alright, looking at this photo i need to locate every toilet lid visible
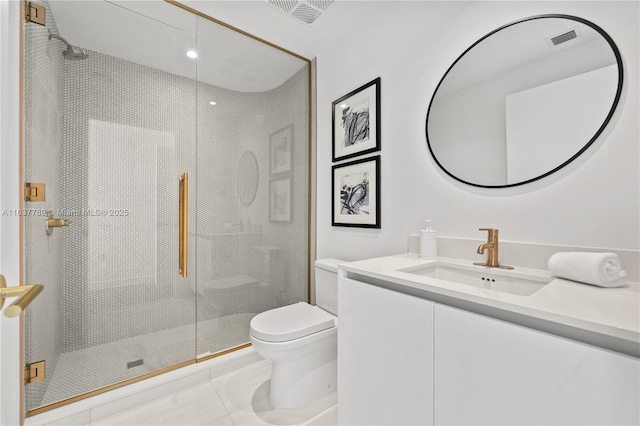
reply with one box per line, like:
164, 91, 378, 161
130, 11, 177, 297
250, 302, 335, 343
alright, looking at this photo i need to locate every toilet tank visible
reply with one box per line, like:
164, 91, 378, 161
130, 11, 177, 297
315, 258, 345, 315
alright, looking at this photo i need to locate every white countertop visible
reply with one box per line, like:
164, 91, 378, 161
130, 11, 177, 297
339, 254, 640, 351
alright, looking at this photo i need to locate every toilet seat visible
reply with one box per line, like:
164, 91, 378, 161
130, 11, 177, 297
250, 302, 335, 343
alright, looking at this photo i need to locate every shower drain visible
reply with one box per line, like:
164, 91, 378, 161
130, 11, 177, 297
127, 358, 144, 369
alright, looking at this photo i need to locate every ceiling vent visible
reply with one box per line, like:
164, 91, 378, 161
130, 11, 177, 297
551, 30, 577, 46
264, 0, 335, 25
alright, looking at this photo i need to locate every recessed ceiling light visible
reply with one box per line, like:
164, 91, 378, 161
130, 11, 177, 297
209, 101, 217, 106
340, 104, 348, 108
186, 50, 198, 59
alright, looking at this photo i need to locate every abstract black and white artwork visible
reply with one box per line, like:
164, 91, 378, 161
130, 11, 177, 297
332, 155, 380, 228
332, 78, 381, 162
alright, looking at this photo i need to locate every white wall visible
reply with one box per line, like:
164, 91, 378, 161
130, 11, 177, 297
317, 1, 639, 261
0, 0, 24, 424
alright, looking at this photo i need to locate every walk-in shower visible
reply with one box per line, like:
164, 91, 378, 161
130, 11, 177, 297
22, 0, 312, 416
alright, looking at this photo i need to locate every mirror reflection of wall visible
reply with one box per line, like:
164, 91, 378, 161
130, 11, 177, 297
238, 151, 259, 206
427, 15, 622, 188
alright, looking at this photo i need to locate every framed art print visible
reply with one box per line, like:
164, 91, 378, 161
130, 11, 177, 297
332, 77, 381, 162
269, 125, 293, 175
269, 176, 292, 223
332, 155, 380, 228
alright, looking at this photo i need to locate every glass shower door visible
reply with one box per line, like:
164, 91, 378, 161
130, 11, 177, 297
23, 1, 198, 413
194, 15, 311, 358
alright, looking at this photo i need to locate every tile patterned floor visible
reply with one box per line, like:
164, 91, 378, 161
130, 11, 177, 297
86, 360, 337, 426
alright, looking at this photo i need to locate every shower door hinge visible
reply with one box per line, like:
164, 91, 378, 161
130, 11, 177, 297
25, 182, 45, 202
25, 2, 46, 26
24, 360, 46, 384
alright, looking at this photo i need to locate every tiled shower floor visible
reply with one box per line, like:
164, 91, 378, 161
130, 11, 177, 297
39, 313, 255, 407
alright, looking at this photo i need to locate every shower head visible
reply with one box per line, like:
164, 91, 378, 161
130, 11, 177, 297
48, 30, 89, 60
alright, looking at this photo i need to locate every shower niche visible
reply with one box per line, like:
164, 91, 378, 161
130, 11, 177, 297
22, 0, 311, 415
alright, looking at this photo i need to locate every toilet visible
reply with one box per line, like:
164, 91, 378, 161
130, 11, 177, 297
249, 258, 344, 409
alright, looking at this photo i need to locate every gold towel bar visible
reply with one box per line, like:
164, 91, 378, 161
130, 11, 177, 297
0, 275, 43, 317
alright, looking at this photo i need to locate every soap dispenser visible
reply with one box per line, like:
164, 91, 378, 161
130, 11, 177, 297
419, 220, 437, 260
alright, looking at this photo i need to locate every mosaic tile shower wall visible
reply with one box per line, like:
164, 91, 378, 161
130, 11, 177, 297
59, 50, 308, 355
59, 49, 198, 354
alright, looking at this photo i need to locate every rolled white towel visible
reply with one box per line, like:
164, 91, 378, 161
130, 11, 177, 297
548, 252, 627, 288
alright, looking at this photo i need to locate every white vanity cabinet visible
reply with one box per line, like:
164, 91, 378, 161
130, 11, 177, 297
338, 277, 435, 425
338, 275, 640, 425
434, 304, 640, 425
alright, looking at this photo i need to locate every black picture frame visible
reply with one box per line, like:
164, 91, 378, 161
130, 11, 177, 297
332, 78, 381, 162
332, 155, 380, 228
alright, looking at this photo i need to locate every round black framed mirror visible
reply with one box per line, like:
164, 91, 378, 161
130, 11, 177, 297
426, 14, 623, 188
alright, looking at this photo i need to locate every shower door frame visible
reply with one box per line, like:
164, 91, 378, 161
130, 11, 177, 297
17, 0, 314, 418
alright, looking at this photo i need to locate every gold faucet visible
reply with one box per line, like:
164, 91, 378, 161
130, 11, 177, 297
474, 228, 513, 269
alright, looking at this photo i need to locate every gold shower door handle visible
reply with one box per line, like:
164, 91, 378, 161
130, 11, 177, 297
0, 275, 43, 317
179, 173, 188, 277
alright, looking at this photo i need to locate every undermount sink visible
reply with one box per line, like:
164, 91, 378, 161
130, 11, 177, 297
398, 261, 551, 296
